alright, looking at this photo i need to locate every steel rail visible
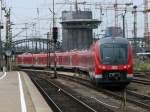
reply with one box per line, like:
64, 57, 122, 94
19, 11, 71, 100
46, 79, 98, 112
29, 72, 98, 112
132, 77, 150, 85
24, 69, 150, 110
30, 76, 63, 112
52, 72, 150, 110
127, 90, 150, 100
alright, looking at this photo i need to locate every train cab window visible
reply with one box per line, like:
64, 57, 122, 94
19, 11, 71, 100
100, 44, 128, 65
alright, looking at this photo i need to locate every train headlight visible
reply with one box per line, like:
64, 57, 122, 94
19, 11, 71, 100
102, 66, 106, 69
123, 66, 127, 69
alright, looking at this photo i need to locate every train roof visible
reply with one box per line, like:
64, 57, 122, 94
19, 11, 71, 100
99, 37, 129, 45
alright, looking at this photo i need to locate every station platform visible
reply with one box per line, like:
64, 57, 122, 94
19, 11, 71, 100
0, 71, 53, 112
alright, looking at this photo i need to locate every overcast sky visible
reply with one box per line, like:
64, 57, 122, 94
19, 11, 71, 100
2, 0, 147, 41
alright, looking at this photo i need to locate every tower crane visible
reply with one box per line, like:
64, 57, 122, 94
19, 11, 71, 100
144, 0, 149, 48
56, 0, 87, 12
57, 0, 133, 27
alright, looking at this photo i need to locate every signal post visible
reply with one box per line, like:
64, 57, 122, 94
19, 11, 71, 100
53, 27, 58, 78
52, 0, 57, 78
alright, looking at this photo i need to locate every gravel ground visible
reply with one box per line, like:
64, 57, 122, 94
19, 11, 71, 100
128, 82, 150, 96
55, 78, 149, 112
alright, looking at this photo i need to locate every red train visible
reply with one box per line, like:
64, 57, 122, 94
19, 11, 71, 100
16, 37, 133, 87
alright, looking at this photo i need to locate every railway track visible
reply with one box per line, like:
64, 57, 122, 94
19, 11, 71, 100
132, 77, 150, 85
27, 71, 114, 112
133, 71, 150, 85
56, 72, 150, 110
134, 70, 150, 75
23, 69, 150, 110
126, 90, 150, 104
134, 71, 150, 79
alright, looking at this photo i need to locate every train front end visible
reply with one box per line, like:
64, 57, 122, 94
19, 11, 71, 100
94, 37, 133, 86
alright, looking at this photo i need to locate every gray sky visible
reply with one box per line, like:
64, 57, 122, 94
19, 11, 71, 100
2, 0, 146, 41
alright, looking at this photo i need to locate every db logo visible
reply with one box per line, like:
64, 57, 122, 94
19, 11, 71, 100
112, 66, 118, 69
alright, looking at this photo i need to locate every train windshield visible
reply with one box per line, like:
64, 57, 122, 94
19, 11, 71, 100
100, 44, 128, 65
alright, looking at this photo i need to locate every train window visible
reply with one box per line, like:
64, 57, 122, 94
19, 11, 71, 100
100, 44, 128, 65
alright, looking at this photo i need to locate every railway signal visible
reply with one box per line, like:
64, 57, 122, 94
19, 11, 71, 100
52, 26, 58, 78
53, 27, 58, 43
